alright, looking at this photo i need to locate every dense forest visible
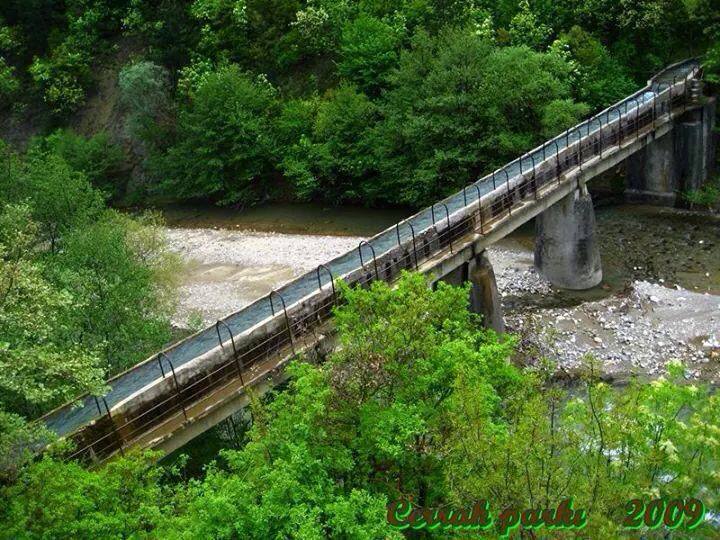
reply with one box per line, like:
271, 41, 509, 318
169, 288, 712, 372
1, 0, 720, 538
1, 0, 718, 208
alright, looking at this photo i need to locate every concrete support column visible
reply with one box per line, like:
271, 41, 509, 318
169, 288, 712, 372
534, 184, 602, 290
468, 251, 505, 333
626, 130, 678, 205
627, 98, 716, 205
675, 98, 716, 192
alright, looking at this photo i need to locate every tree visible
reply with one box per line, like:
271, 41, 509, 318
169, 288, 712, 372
119, 61, 174, 149
0, 204, 105, 418
34, 130, 125, 198
0, 143, 105, 252
445, 359, 720, 537
0, 58, 18, 110
51, 211, 178, 373
0, 408, 52, 485
278, 85, 378, 203
374, 28, 583, 206
338, 14, 402, 95
552, 25, 636, 110
161, 65, 278, 205
541, 98, 591, 138
0, 452, 168, 538
508, 0, 553, 50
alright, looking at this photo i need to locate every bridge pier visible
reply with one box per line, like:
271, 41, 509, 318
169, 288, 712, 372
627, 98, 716, 205
534, 184, 602, 290
468, 251, 505, 333
436, 250, 504, 333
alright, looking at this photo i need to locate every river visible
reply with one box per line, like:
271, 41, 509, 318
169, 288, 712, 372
161, 202, 719, 384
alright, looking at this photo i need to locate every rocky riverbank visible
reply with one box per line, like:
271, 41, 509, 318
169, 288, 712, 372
488, 243, 720, 383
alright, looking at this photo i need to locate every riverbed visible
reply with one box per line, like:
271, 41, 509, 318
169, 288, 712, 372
162, 203, 719, 382
162, 204, 407, 326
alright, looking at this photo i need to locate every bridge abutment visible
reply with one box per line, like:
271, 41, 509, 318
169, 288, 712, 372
627, 98, 716, 205
534, 184, 603, 290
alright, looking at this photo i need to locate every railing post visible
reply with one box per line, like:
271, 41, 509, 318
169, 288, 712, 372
102, 397, 124, 457
407, 222, 419, 269
316, 264, 337, 303
158, 352, 188, 422
269, 290, 295, 355
216, 320, 244, 385
502, 169, 511, 216
358, 240, 379, 280
529, 154, 537, 199
431, 203, 453, 253
471, 184, 484, 234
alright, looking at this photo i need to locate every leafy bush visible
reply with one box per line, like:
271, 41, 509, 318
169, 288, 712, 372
279, 85, 378, 203
51, 211, 178, 373
373, 28, 584, 206
337, 14, 403, 94
552, 25, 636, 110
35, 130, 125, 197
0, 58, 19, 109
0, 203, 105, 418
0, 147, 104, 251
161, 65, 278, 205
119, 61, 173, 148
0, 141, 178, 405
28, 40, 93, 115
683, 180, 720, 210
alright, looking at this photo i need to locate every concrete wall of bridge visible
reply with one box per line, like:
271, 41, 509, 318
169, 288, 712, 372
627, 98, 716, 205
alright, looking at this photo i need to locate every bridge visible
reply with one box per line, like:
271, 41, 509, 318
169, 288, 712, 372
40, 59, 714, 463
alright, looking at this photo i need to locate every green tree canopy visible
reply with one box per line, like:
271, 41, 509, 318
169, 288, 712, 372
162, 65, 278, 206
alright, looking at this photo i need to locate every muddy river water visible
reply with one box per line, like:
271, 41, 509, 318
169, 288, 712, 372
161, 202, 719, 383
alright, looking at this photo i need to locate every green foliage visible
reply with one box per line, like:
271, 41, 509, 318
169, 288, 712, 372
0, 408, 52, 485
0, 203, 105, 418
0, 57, 18, 109
374, 28, 582, 206
160, 362, 398, 539
541, 98, 591, 138
119, 60, 173, 148
338, 14, 402, 94
0, 146, 104, 251
0, 139, 177, 406
445, 359, 720, 536
162, 65, 278, 205
280, 85, 377, 203
50, 211, 178, 373
552, 25, 637, 110
0, 452, 169, 538
34, 130, 125, 197
682, 179, 720, 210
508, 0, 553, 50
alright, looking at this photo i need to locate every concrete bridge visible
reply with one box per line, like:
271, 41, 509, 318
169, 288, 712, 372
41, 59, 714, 463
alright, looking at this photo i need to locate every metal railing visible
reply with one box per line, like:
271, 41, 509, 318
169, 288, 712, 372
42, 60, 700, 464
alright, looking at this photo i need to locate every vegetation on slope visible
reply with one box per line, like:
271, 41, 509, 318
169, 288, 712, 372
0, 139, 178, 483
2, 274, 718, 538
1, 1, 718, 207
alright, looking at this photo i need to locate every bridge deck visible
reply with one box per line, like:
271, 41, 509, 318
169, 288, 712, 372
40, 59, 701, 462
